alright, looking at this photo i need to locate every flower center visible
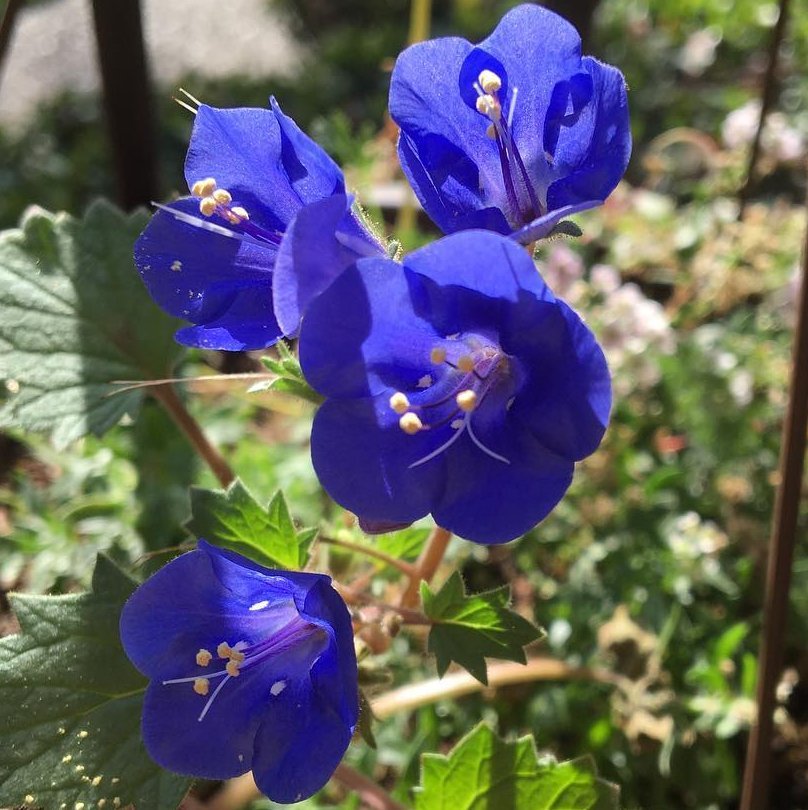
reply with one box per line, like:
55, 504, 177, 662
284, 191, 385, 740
470, 70, 543, 227
389, 338, 513, 468
178, 175, 285, 247
162, 609, 327, 722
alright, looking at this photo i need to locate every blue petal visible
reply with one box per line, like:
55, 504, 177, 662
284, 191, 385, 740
184, 102, 344, 232
403, 230, 555, 335
273, 194, 383, 336
140, 670, 263, 780
511, 199, 601, 244
299, 257, 441, 400
270, 97, 346, 204
250, 577, 356, 802
432, 426, 574, 544
390, 36, 508, 233
545, 57, 631, 211
134, 199, 282, 350
505, 298, 612, 461
251, 677, 352, 803
311, 397, 445, 524
473, 4, 583, 170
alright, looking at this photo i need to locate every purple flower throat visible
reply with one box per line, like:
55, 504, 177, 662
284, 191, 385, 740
390, 334, 519, 468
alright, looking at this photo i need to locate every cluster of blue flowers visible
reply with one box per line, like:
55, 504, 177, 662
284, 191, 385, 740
123, 5, 630, 803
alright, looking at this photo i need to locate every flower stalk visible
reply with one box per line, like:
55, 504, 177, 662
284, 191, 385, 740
150, 384, 235, 488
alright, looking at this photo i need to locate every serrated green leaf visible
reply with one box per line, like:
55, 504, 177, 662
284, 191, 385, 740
416, 724, 619, 810
0, 202, 184, 448
186, 479, 314, 569
421, 572, 542, 684
0, 555, 190, 810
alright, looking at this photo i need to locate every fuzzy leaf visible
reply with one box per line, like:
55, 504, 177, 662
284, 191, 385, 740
421, 572, 542, 684
186, 479, 315, 570
416, 723, 619, 810
0, 202, 184, 448
0, 556, 190, 810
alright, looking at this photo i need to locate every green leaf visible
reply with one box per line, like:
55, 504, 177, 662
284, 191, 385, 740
258, 342, 323, 404
0, 555, 190, 810
186, 479, 315, 569
374, 527, 430, 562
421, 572, 542, 684
0, 202, 184, 448
416, 723, 619, 810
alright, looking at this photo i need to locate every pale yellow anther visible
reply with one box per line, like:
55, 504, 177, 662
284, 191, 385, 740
230, 205, 249, 220
475, 94, 501, 121
193, 678, 210, 696
457, 355, 475, 373
229, 649, 246, 664
478, 70, 502, 94
191, 177, 217, 198
486, 123, 497, 140
226, 660, 242, 677
456, 389, 478, 412
212, 188, 232, 205
217, 642, 232, 659
195, 648, 212, 667
224, 211, 242, 225
399, 412, 424, 435
430, 347, 447, 365
199, 196, 217, 217
389, 392, 410, 414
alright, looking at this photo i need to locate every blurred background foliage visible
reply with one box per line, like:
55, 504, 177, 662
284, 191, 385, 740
0, 0, 807, 808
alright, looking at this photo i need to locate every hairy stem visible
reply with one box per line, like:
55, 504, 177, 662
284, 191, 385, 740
371, 657, 622, 720
400, 525, 452, 607
150, 384, 235, 488
320, 535, 418, 577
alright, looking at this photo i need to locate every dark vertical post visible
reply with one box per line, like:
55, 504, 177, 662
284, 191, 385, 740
739, 194, 808, 810
737, 0, 791, 220
90, 0, 157, 209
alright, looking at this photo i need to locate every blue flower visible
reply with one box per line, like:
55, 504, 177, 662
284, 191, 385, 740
389, 4, 631, 245
299, 230, 611, 544
134, 98, 383, 350
120, 541, 358, 804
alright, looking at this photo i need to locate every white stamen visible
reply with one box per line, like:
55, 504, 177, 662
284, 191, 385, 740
249, 600, 270, 611
466, 419, 510, 465
508, 86, 518, 129
198, 675, 231, 722
409, 420, 468, 469
151, 203, 269, 247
